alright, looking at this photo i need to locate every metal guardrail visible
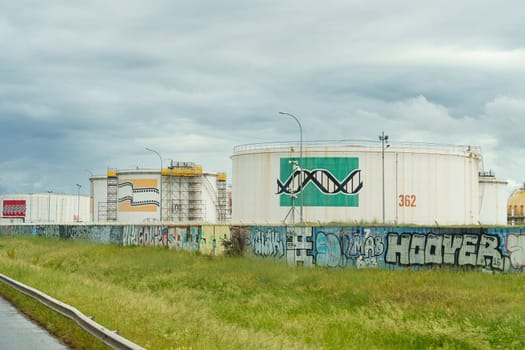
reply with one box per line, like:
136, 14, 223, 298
233, 139, 481, 154
0, 274, 145, 350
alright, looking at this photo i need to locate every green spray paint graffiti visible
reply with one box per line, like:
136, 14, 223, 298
277, 157, 362, 207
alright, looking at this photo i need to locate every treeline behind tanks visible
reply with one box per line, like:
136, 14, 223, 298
1, 224, 524, 273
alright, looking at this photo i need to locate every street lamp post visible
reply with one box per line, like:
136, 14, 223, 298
379, 132, 389, 224
28, 193, 33, 223
146, 147, 163, 222
83, 169, 94, 222
279, 112, 304, 225
47, 190, 52, 222
76, 184, 81, 222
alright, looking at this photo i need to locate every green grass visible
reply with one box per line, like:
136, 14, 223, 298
0, 236, 524, 349
0, 282, 110, 350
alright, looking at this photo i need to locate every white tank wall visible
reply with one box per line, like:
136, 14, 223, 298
1, 193, 90, 223
479, 177, 509, 225
90, 169, 221, 223
116, 170, 161, 223
91, 176, 108, 222
202, 173, 218, 223
391, 148, 480, 225
232, 143, 484, 226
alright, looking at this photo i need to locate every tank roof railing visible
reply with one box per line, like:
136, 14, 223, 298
479, 170, 496, 178
233, 140, 481, 154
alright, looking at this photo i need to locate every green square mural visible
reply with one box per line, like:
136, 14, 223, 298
277, 157, 362, 207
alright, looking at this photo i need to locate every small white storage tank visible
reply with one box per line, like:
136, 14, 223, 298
0, 193, 90, 223
478, 171, 508, 225
231, 140, 505, 226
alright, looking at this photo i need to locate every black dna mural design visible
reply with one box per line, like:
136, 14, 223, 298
118, 182, 160, 207
277, 168, 363, 195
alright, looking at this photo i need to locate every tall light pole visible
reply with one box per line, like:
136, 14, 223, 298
379, 132, 389, 224
29, 193, 33, 223
146, 147, 163, 222
83, 169, 94, 222
47, 190, 52, 222
76, 184, 82, 222
279, 112, 304, 224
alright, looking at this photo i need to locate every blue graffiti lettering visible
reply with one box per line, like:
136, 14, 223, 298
249, 228, 285, 258
316, 232, 342, 267
341, 228, 384, 259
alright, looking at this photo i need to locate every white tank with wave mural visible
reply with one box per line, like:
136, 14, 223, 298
90, 165, 229, 224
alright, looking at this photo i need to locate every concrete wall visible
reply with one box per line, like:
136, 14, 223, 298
1, 224, 524, 273
238, 226, 525, 272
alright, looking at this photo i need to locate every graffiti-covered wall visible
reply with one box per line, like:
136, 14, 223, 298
0, 224, 203, 251
1, 224, 525, 273
239, 226, 525, 273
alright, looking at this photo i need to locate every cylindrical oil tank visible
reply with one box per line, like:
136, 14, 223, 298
90, 167, 227, 223
507, 183, 525, 225
0, 193, 90, 223
478, 171, 508, 225
91, 175, 108, 222
113, 169, 161, 223
91, 169, 167, 223
231, 140, 482, 226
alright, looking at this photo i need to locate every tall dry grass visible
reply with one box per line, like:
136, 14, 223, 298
0, 236, 524, 349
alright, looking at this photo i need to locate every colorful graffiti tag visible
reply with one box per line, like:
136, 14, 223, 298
285, 227, 314, 266
506, 234, 525, 269
385, 232, 504, 269
247, 226, 286, 258
122, 225, 201, 250
313, 227, 384, 268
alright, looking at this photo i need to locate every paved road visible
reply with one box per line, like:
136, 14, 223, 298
0, 296, 69, 349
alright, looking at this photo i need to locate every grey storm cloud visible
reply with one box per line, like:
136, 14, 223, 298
1, 0, 525, 194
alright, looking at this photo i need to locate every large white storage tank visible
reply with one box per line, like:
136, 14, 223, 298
231, 140, 493, 226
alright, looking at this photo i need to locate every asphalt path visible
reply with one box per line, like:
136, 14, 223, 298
0, 296, 68, 349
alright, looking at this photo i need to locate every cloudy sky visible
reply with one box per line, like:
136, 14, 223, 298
1, 1, 525, 196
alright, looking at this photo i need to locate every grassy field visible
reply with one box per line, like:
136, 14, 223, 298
0, 236, 524, 350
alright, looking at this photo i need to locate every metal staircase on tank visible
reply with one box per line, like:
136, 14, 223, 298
188, 175, 204, 221
106, 169, 118, 221
97, 202, 107, 221
216, 173, 229, 221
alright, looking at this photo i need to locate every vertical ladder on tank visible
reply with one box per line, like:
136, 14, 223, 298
188, 174, 204, 221
97, 202, 107, 221
160, 170, 165, 223
106, 170, 118, 221
216, 173, 229, 221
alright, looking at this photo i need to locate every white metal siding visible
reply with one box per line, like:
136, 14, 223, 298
92, 177, 108, 222
1, 193, 90, 223
90, 169, 221, 223
232, 143, 486, 226
479, 178, 509, 225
